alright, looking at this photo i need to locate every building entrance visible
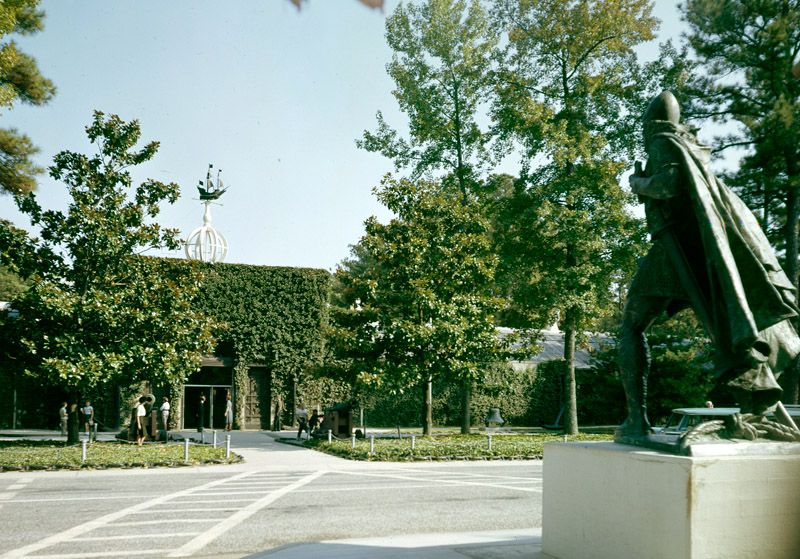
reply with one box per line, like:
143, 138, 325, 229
183, 385, 231, 430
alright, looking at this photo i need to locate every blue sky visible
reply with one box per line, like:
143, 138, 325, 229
0, 0, 687, 271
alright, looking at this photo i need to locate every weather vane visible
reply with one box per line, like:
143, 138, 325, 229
185, 163, 229, 263
197, 163, 228, 200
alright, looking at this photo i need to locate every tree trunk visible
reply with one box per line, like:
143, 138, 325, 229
563, 315, 579, 435
67, 406, 80, 444
422, 376, 433, 435
460, 379, 471, 434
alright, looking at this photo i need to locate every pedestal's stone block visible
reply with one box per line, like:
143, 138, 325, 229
542, 442, 800, 559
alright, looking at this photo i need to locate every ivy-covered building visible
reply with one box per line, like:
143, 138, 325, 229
173, 262, 331, 431
0, 261, 332, 432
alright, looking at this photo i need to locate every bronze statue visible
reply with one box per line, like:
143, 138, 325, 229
617, 91, 800, 448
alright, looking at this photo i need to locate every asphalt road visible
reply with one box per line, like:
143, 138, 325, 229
0, 435, 542, 559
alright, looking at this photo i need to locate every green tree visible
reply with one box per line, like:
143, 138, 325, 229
0, 112, 215, 391
334, 176, 511, 435
682, 0, 800, 402
491, 0, 655, 434
0, 0, 56, 195
358, 0, 497, 201
358, 0, 501, 431
0, 264, 27, 300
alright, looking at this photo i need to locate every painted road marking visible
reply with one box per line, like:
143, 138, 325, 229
166, 498, 260, 504
71, 532, 201, 542
333, 469, 541, 492
0, 478, 32, 511
166, 470, 326, 558
0, 471, 254, 559
110, 519, 217, 527
27, 550, 169, 559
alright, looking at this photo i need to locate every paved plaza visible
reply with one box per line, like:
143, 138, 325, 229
0, 430, 547, 558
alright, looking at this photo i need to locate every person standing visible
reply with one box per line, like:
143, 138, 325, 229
272, 394, 283, 432
309, 408, 322, 435
160, 397, 170, 432
135, 396, 147, 446
197, 394, 206, 433
58, 402, 68, 436
224, 393, 233, 432
81, 400, 94, 438
296, 405, 309, 440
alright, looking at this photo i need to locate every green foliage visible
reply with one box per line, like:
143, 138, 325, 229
355, 362, 537, 427
304, 433, 612, 461
644, 311, 715, 423
358, 0, 497, 199
577, 348, 625, 426
196, 262, 331, 388
0, 440, 239, 471
0, 0, 56, 195
528, 359, 564, 426
0, 112, 215, 390
0, 263, 26, 300
331, 176, 512, 432
489, 0, 657, 432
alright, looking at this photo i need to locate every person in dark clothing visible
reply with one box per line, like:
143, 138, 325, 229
197, 394, 206, 433
296, 405, 308, 440
309, 408, 322, 435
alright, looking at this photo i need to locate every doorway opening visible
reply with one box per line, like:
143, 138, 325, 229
183, 385, 232, 430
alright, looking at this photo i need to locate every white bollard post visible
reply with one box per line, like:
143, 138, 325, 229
225, 434, 231, 459
487, 434, 493, 451
213, 430, 218, 448
200, 431, 205, 444
81, 440, 87, 462
563, 434, 567, 443
328, 429, 332, 443
352, 434, 356, 449
369, 435, 375, 455
411, 435, 416, 450
184, 439, 190, 462
92, 422, 98, 442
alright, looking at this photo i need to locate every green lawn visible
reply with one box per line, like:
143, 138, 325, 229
302, 433, 613, 461
0, 440, 241, 471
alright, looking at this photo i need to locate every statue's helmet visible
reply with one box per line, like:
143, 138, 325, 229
643, 90, 680, 124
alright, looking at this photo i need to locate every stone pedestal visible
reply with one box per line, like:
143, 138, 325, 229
542, 441, 800, 559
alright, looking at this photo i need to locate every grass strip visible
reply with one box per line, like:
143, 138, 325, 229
300, 433, 613, 461
0, 440, 241, 471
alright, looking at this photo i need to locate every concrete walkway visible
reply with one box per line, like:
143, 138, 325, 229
0, 429, 550, 558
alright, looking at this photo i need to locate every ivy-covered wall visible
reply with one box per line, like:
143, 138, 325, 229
196, 262, 331, 428
1, 260, 332, 431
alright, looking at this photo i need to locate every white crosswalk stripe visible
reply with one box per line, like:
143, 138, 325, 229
0, 470, 321, 559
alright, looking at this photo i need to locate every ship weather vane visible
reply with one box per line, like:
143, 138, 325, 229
197, 163, 228, 201
185, 163, 229, 263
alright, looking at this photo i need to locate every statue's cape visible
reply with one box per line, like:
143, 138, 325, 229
656, 128, 798, 363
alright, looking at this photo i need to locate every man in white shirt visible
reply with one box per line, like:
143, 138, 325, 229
160, 397, 170, 432
82, 401, 94, 437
